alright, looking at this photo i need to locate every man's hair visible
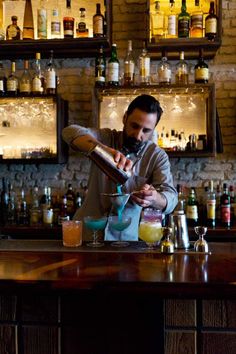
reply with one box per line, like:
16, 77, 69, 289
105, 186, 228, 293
126, 94, 163, 125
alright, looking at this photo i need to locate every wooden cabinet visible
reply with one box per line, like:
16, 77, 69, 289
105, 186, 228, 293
0, 0, 111, 59
146, 0, 222, 59
0, 95, 68, 163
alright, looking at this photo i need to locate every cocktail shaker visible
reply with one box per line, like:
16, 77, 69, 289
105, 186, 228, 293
87, 144, 131, 185
168, 210, 190, 249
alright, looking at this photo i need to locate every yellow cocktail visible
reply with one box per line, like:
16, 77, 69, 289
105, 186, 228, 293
139, 221, 163, 248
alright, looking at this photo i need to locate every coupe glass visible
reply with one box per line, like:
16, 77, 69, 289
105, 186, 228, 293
84, 216, 107, 247
194, 226, 208, 252
109, 215, 131, 247
139, 221, 163, 249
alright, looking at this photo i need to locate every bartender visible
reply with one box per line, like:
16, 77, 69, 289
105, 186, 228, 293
62, 94, 178, 240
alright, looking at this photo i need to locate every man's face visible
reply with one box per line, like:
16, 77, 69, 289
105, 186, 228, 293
123, 108, 157, 153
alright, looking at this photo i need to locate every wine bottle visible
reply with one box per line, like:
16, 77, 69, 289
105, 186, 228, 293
7, 61, 18, 96
220, 183, 231, 228
107, 43, 119, 87
51, 8, 61, 39
23, 0, 34, 40
175, 51, 189, 84
124, 40, 135, 87
138, 41, 150, 86
95, 46, 106, 87
0, 62, 7, 96
63, 0, 74, 38
194, 48, 209, 84
186, 187, 199, 227
32, 53, 45, 95
158, 51, 171, 85
19, 60, 31, 96
167, 0, 177, 39
205, 1, 218, 41
178, 0, 190, 38
45, 50, 57, 94
93, 3, 104, 38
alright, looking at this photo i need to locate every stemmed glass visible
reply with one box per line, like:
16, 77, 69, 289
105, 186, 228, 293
194, 226, 208, 252
84, 216, 108, 247
109, 215, 131, 247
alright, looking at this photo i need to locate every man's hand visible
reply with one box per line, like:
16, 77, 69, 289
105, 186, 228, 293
106, 147, 133, 172
131, 184, 166, 210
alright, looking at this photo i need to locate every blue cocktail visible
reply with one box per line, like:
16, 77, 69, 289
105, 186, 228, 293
84, 216, 107, 247
109, 215, 131, 247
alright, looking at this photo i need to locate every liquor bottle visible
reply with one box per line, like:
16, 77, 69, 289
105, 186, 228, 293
32, 52, 45, 95
37, 0, 47, 39
65, 183, 76, 219
30, 185, 41, 225
194, 49, 209, 83
19, 60, 31, 96
17, 189, 29, 225
175, 51, 189, 84
138, 42, 150, 86
186, 187, 198, 226
6, 62, 18, 96
107, 43, 120, 87
215, 184, 221, 226
206, 180, 216, 228
95, 46, 106, 87
93, 3, 104, 38
220, 183, 231, 228
178, 0, 190, 38
6, 16, 21, 40
190, 0, 203, 38
157, 51, 171, 85
51, 8, 61, 39
205, 1, 218, 41
76, 8, 89, 38
124, 40, 135, 87
23, 0, 34, 40
58, 195, 70, 225
0, 62, 7, 96
7, 183, 16, 225
63, 0, 75, 38
167, 0, 177, 39
0, 177, 8, 226
45, 50, 57, 94
150, 1, 165, 41
229, 185, 235, 224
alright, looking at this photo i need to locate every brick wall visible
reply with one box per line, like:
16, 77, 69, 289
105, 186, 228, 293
0, 0, 236, 197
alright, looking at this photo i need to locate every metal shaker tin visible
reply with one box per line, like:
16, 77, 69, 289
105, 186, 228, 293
87, 144, 130, 185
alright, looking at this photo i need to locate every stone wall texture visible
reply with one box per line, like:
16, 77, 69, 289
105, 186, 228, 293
0, 0, 236, 198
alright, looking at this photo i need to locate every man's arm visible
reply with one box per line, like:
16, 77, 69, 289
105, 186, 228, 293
62, 125, 133, 171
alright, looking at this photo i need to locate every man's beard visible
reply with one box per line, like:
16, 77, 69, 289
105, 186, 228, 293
123, 131, 145, 153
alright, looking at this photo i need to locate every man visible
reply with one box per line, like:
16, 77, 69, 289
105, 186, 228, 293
62, 94, 178, 240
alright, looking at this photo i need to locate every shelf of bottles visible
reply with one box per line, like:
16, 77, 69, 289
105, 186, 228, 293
0, 95, 68, 163
95, 84, 216, 157
146, 0, 222, 59
0, 0, 111, 59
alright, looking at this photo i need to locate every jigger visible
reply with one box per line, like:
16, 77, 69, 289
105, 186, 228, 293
194, 226, 209, 253
161, 227, 174, 254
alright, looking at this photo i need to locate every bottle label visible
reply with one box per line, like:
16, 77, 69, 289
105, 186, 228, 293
207, 200, 216, 219
46, 71, 56, 89
0, 80, 4, 91
205, 18, 217, 34
139, 57, 150, 78
186, 205, 198, 219
8, 26, 18, 39
195, 67, 209, 80
168, 15, 176, 36
63, 18, 74, 36
124, 62, 134, 76
108, 62, 119, 82
191, 14, 203, 29
158, 68, 171, 83
51, 21, 61, 35
178, 19, 190, 37
78, 22, 86, 31
7, 80, 17, 91
20, 82, 31, 93
221, 205, 230, 223
37, 8, 47, 38
93, 16, 103, 35
32, 77, 43, 92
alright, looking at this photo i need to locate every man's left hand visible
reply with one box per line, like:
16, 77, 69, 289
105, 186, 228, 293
131, 184, 166, 210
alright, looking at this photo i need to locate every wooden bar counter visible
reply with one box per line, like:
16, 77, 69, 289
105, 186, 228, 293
0, 240, 236, 354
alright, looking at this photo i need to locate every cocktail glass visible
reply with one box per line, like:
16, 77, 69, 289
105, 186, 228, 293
194, 226, 208, 252
84, 216, 108, 247
109, 215, 132, 247
139, 221, 163, 249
